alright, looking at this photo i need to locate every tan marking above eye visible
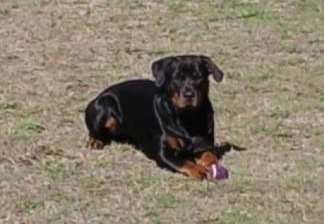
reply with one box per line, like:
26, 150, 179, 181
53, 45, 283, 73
192, 72, 199, 77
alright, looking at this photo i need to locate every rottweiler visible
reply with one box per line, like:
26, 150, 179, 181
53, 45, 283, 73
85, 54, 244, 180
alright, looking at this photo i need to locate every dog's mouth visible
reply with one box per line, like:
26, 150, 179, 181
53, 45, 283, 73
183, 97, 198, 107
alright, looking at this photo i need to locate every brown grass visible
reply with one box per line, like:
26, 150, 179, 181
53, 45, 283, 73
0, 0, 323, 223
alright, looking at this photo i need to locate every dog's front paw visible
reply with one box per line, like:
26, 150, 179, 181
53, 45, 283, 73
86, 137, 104, 150
178, 162, 209, 180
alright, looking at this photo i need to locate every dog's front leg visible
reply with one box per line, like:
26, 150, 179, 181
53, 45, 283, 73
159, 142, 208, 180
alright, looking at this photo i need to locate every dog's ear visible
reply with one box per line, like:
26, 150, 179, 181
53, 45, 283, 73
200, 55, 224, 82
151, 57, 174, 88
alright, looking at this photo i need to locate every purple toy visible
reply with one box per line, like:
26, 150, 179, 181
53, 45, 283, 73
208, 163, 229, 181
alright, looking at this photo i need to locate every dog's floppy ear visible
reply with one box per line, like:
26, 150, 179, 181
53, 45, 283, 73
151, 57, 174, 88
200, 55, 224, 82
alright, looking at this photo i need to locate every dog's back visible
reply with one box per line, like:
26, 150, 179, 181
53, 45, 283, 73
107, 79, 157, 123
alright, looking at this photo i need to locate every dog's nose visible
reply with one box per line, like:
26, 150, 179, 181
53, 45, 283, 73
183, 87, 195, 98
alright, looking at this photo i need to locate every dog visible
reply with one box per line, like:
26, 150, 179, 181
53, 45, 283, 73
85, 54, 244, 180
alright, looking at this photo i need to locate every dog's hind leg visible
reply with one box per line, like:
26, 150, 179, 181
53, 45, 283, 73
85, 93, 123, 149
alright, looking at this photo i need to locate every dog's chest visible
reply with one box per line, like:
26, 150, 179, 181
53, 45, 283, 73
178, 111, 206, 136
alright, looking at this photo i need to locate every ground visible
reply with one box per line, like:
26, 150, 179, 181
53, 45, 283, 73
0, 0, 323, 223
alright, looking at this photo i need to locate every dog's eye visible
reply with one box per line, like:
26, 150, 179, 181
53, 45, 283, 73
176, 73, 185, 80
192, 73, 202, 80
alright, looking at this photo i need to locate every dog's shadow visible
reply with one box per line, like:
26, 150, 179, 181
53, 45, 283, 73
125, 139, 246, 172
207, 142, 246, 160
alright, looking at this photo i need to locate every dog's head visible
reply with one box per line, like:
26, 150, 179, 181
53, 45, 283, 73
152, 55, 223, 109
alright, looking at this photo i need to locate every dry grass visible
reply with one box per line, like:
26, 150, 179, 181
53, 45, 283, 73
0, 0, 323, 223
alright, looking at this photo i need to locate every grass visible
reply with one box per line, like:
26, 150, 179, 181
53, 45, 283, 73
0, 0, 323, 223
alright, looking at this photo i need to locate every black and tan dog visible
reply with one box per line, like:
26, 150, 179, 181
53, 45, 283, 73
85, 55, 244, 180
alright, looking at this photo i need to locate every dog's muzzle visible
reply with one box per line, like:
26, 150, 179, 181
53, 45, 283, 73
182, 86, 196, 99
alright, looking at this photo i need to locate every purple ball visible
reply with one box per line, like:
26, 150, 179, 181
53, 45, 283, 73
215, 164, 229, 180
209, 163, 229, 181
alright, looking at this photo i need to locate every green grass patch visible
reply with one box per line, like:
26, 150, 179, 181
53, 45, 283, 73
20, 200, 44, 214
39, 161, 74, 181
218, 207, 254, 224
8, 118, 44, 140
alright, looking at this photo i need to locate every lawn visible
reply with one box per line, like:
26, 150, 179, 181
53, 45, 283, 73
0, 0, 323, 223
